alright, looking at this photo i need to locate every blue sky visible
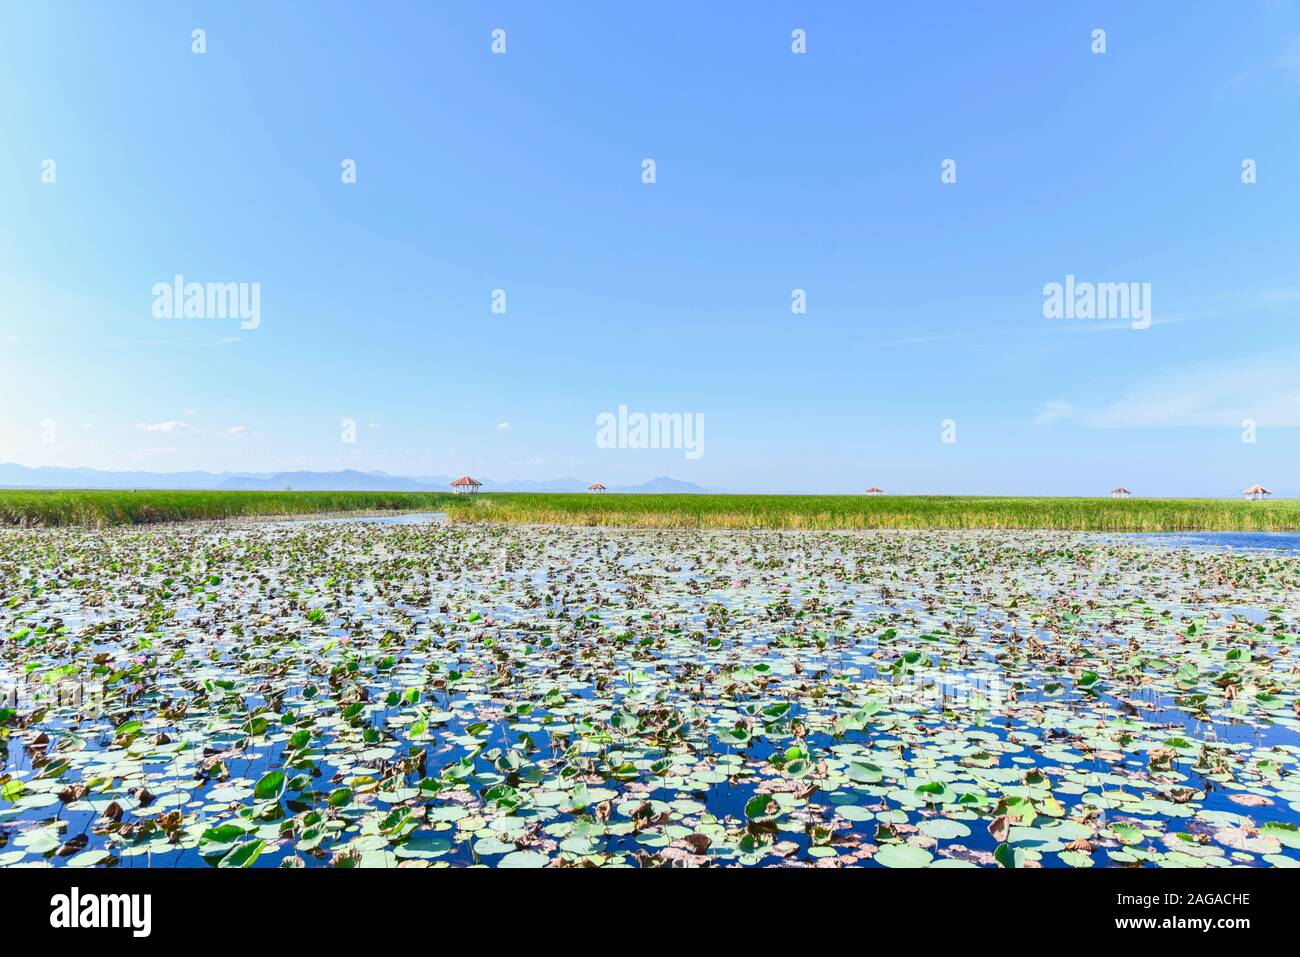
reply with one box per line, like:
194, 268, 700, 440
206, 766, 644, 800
2, 1, 1298, 495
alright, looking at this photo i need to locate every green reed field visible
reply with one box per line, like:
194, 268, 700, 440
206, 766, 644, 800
3, 489, 1295, 532
448, 492, 1300, 532
0, 489, 459, 527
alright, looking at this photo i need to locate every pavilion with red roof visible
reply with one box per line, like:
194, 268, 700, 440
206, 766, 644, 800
588, 483, 607, 493
450, 475, 482, 494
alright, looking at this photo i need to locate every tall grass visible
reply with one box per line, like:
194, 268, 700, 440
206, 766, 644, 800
4, 490, 1298, 532
0, 490, 459, 527
445, 493, 1300, 532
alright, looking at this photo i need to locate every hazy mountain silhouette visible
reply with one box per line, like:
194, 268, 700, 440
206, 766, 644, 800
0, 463, 711, 493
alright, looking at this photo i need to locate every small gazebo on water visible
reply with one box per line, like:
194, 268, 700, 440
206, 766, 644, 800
588, 483, 607, 493
1110, 487, 1131, 499
1244, 485, 1272, 500
865, 487, 884, 495
450, 476, 482, 494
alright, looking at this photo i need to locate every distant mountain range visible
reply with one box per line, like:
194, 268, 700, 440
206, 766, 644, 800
0, 463, 711, 494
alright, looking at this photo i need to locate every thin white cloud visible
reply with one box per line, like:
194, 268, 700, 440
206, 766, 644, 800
136, 420, 192, 433
1275, 38, 1300, 83
1219, 38, 1300, 97
1032, 400, 1073, 426
1050, 353, 1300, 428
496, 422, 512, 431
882, 290, 1297, 349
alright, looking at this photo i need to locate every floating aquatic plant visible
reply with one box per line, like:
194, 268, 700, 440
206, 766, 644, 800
0, 519, 1298, 868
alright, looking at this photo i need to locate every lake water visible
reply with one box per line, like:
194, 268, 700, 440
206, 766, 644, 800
1115, 531, 1300, 554
2, 523, 1297, 869
271, 511, 445, 527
